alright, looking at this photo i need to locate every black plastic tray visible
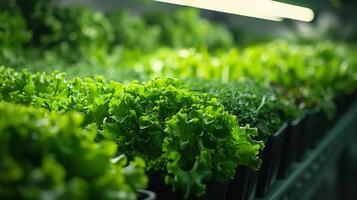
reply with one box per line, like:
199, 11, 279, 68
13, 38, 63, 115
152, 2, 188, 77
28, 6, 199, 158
226, 166, 257, 200
148, 173, 228, 200
278, 116, 305, 178
255, 123, 288, 197
261, 98, 357, 200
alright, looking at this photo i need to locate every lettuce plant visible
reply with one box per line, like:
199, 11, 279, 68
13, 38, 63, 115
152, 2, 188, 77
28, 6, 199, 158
187, 79, 299, 140
0, 102, 147, 200
103, 78, 263, 198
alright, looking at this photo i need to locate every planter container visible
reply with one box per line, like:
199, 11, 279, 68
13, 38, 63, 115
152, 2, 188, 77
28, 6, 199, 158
304, 109, 321, 149
335, 91, 357, 118
148, 173, 228, 200
310, 111, 330, 147
226, 166, 258, 200
255, 123, 288, 197
296, 109, 332, 162
278, 116, 305, 178
295, 114, 311, 161
335, 95, 348, 118
304, 109, 331, 152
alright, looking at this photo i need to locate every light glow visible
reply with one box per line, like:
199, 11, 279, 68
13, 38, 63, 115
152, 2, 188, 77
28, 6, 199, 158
154, 0, 314, 22
266, 1, 314, 22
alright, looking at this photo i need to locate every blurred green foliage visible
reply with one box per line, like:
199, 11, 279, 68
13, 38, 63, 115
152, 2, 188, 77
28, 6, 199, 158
0, 102, 148, 200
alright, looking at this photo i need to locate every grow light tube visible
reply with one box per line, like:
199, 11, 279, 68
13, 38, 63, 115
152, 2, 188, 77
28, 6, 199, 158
266, 0, 314, 22
154, 0, 314, 22
155, 0, 282, 21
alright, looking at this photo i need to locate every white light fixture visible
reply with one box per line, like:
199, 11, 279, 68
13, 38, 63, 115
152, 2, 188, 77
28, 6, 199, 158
154, 0, 314, 22
266, 1, 314, 22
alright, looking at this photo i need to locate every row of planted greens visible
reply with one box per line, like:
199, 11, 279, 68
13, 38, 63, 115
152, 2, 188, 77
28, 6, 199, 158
1, 0, 357, 199
0, 67, 265, 199
1, 1, 356, 108
1, 45, 356, 198
2, 0, 356, 116
0, 0, 233, 70
1, 52, 355, 198
135, 41, 357, 115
